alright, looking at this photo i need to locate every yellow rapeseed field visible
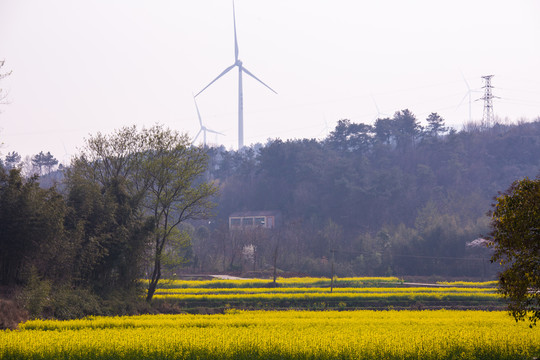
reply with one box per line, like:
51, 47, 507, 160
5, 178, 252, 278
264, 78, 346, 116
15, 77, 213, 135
151, 277, 500, 308
156, 276, 402, 289
155, 286, 496, 294
153, 291, 499, 302
1, 310, 538, 359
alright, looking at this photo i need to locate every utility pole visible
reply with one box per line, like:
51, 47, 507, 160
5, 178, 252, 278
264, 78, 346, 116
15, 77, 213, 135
330, 249, 335, 293
272, 235, 279, 287
477, 75, 499, 128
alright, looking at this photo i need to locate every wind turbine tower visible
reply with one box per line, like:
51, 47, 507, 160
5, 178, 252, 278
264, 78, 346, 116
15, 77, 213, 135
195, 1, 277, 149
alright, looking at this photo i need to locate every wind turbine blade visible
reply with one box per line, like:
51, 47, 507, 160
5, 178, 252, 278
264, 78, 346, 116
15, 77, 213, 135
242, 66, 277, 94
371, 94, 382, 114
195, 64, 236, 97
233, 1, 239, 61
192, 129, 203, 144
460, 71, 471, 91
193, 96, 203, 127
206, 128, 225, 136
456, 92, 470, 109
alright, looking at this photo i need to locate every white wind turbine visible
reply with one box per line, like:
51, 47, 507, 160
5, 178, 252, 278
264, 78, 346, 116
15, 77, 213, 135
457, 72, 481, 123
61, 142, 71, 168
195, 1, 277, 149
371, 94, 389, 120
192, 96, 224, 147
317, 113, 330, 138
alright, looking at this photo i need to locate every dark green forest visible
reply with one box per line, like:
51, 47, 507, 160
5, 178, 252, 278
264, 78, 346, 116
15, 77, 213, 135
0, 125, 217, 318
1, 112, 539, 319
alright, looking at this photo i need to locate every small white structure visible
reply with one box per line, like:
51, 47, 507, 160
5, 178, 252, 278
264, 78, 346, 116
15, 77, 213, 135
228, 211, 280, 230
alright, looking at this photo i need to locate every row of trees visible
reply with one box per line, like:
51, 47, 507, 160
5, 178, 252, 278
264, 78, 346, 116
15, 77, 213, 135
1, 111, 538, 323
2, 151, 59, 176
0, 125, 217, 306
192, 113, 540, 324
325, 110, 447, 153
186, 113, 539, 278
3, 113, 538, 282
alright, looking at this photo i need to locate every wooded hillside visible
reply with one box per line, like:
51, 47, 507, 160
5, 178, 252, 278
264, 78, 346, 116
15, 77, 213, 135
190, 114, 540, 278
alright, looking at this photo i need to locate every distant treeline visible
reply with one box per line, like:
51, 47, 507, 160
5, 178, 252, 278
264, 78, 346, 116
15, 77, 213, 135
2, 112, 540, 303
186, 112, 540, 279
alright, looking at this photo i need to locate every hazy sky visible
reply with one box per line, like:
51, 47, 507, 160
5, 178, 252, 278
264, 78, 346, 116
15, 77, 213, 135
1, 0, 539, 161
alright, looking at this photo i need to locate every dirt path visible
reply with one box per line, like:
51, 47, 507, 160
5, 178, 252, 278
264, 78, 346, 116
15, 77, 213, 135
210, 275, 252, 280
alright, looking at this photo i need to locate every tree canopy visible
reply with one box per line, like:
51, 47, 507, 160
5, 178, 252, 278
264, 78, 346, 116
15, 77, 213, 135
490, 176, 540, 326
1, 124, 218, 319
192, 117, 540, 277
31, 151, 59, 175
0, 168, 67, 285
69, 125, 218, 301
2, 111, 540, 319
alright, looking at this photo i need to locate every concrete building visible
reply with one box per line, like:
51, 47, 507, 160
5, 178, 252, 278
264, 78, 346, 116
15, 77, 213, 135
228, 211, 281, 230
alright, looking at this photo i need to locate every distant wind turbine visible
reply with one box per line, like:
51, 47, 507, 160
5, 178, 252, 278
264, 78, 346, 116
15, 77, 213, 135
195, 1, 277, 149
192, 96, 224, 147
61, 142, 71, 167
317, 113, 330, 138
371, 94, 389, 120
457, 72, 481, 123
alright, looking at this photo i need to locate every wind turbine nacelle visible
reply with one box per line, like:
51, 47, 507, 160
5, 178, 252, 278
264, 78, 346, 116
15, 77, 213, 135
236, 59, 243, 67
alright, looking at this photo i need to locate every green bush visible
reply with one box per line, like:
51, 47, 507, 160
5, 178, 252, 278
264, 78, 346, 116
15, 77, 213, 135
18, 269, 52, 318
51, 287, 102, 320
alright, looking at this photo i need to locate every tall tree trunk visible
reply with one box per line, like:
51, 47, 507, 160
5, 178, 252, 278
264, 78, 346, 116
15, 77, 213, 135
272, 244, 278, 285
146, 257, 161, 302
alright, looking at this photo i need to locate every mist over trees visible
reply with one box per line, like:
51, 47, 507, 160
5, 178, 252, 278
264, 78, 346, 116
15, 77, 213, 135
189, 113, 540, 278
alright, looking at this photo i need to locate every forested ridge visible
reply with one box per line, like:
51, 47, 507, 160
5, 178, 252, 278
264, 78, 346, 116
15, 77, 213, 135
1, 113, 539, 322
193, 113, 540, 278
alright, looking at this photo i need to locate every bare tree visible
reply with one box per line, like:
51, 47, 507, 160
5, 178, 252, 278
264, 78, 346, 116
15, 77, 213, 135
0, 60, 12, 111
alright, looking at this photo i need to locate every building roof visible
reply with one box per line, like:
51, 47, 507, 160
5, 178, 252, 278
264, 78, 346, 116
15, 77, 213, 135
229, 210, 280, 217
